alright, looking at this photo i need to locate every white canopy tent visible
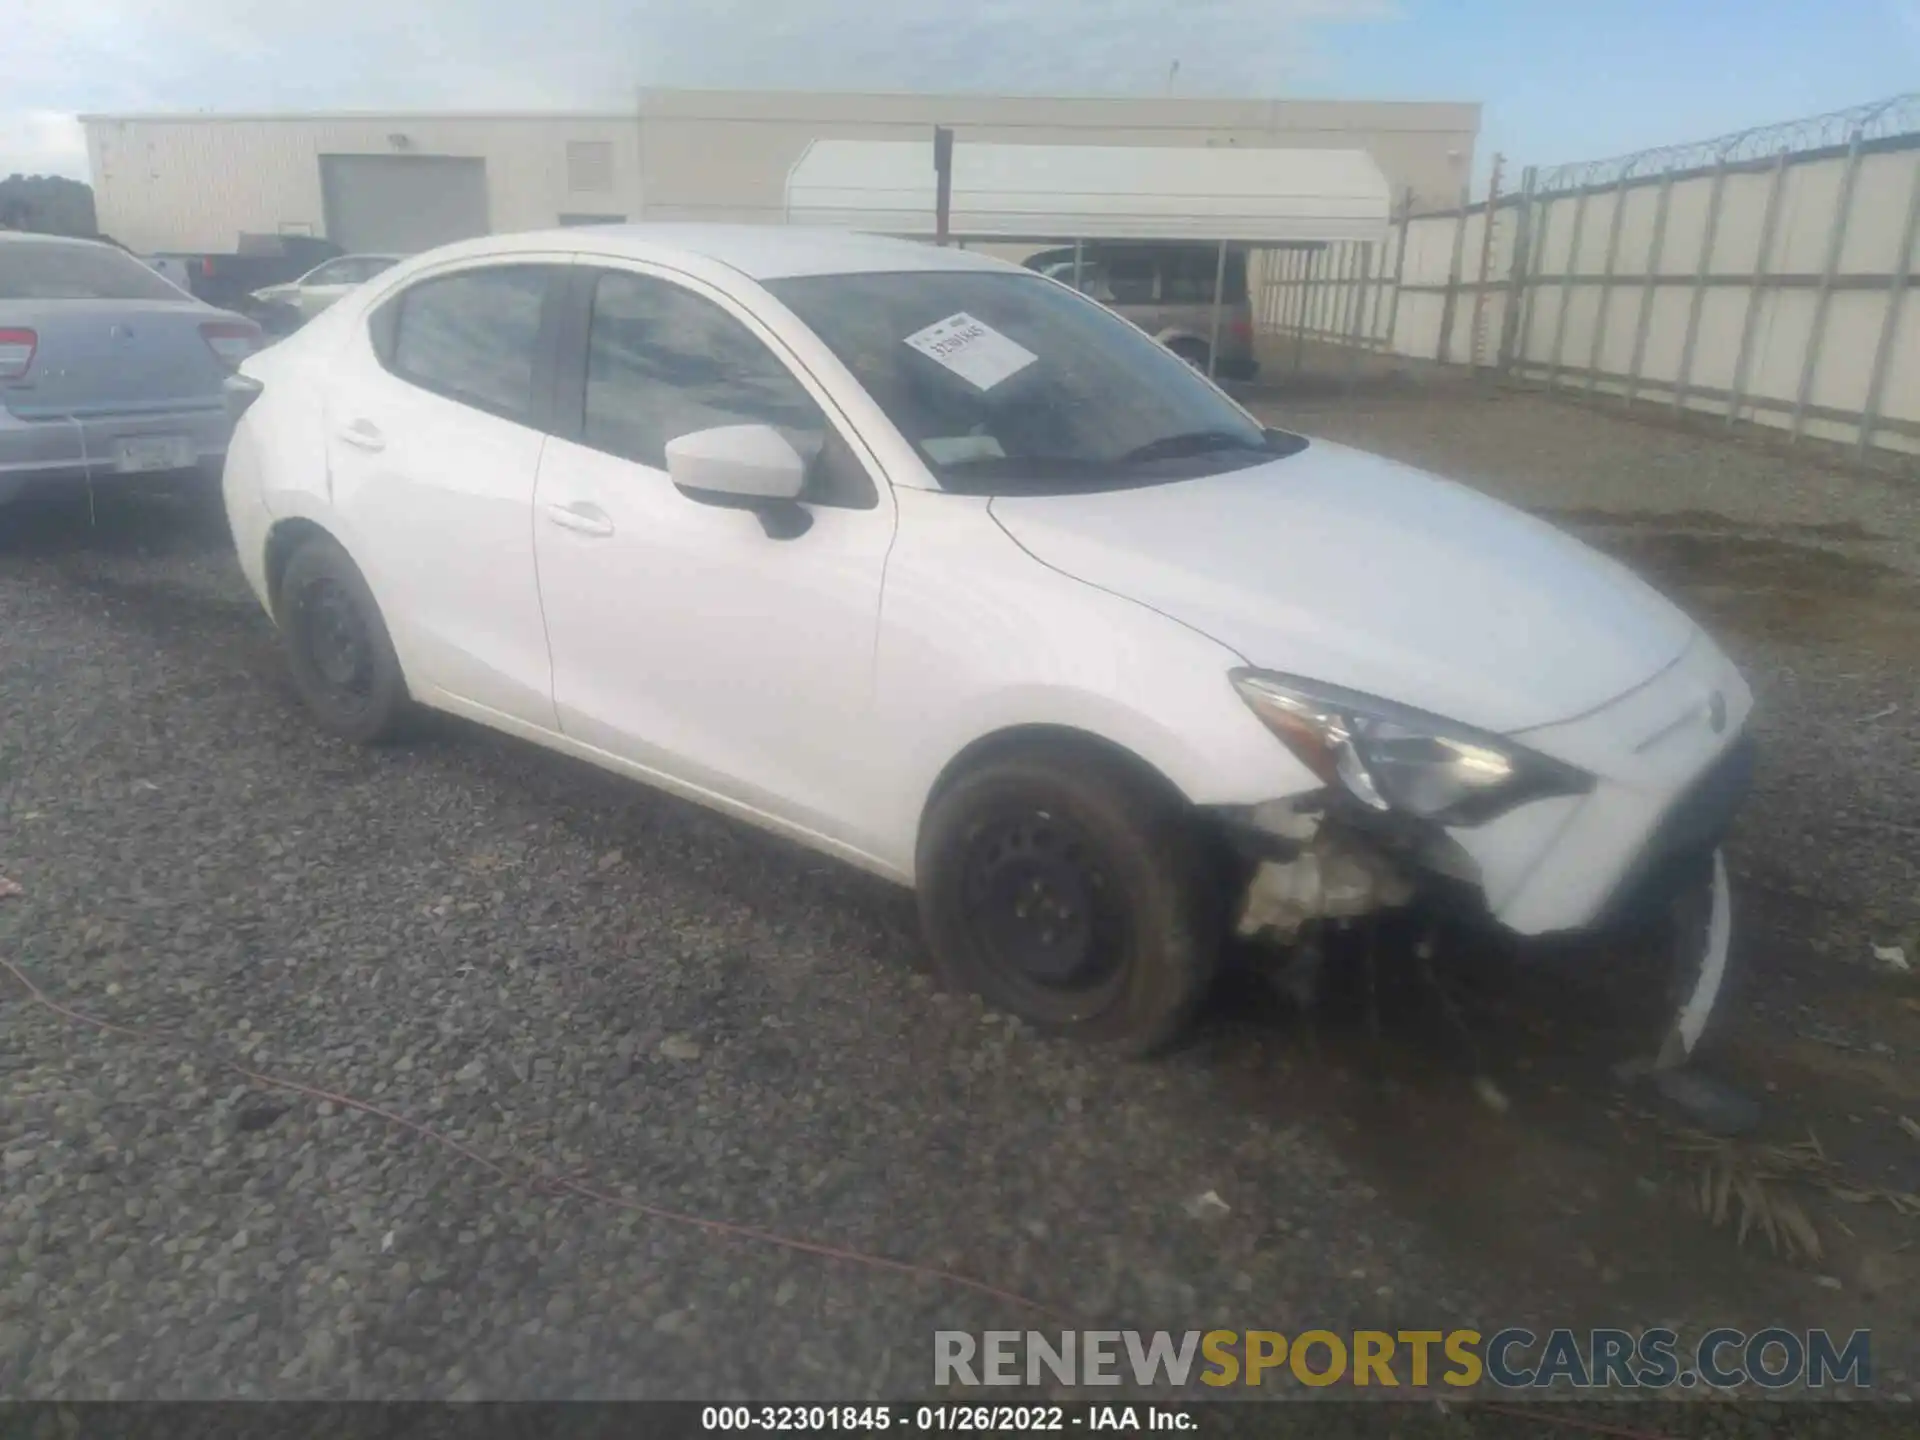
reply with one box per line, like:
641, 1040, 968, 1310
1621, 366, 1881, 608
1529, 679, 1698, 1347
783, 139, 1393, 245
783, 138, 1393, 378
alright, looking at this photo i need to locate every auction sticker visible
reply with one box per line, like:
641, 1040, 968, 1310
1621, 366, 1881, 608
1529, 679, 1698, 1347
903, 312, 1038, 390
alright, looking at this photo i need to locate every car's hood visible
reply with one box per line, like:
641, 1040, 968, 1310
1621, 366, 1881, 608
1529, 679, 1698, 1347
987, 439, 1698, 734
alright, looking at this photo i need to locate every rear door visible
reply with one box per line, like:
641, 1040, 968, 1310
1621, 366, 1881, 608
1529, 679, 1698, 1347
319, 258, 568, 730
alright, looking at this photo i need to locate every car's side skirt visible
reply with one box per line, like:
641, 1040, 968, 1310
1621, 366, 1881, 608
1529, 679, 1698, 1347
420, 687, 916, 887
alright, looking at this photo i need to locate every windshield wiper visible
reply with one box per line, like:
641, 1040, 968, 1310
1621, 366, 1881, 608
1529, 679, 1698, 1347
1117, 429, 1268, 464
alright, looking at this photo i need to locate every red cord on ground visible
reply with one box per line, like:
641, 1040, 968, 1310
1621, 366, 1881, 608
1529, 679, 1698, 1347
1, 953, 1068, 1325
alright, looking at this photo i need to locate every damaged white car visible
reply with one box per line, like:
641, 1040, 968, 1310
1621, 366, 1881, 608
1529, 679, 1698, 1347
221, 226, 1752, 1061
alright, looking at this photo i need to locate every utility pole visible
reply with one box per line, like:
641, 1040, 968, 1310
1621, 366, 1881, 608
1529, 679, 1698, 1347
933, 126, 954, 246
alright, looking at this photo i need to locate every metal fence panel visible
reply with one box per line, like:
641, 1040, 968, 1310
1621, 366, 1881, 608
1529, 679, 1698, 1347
1243, 90, 1918, 458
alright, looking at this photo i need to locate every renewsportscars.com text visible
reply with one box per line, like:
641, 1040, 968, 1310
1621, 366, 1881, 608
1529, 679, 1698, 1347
933, 1328, 1873, 1391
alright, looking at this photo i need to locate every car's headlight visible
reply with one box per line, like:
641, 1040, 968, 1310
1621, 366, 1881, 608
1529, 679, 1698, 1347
1230, 670, 1592, 826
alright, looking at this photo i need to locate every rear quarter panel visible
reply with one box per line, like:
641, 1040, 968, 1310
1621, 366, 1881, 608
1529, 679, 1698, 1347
223, 306, 362, 606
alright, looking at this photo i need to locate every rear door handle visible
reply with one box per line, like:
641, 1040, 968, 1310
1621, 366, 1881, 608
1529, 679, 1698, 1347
336, 419, 385, 452
545, 502, 615, 538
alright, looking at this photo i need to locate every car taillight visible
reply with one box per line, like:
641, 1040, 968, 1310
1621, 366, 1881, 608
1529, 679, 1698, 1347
0, 328, 36, 380
202, 257, 215, 277
200, 320, 262, 369
1230, 315, 1253, 339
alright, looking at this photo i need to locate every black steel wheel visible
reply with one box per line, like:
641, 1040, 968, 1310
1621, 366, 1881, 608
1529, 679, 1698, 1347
277, 533, 410, 744
299, 577, 373, 696
917, 743, 1221, 1055
957, 805, 1128, 1023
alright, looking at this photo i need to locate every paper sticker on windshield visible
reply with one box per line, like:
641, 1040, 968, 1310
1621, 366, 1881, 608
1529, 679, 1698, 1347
902, 313, 1038, 391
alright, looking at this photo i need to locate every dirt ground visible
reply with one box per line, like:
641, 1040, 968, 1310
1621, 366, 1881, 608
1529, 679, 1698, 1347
1238, 372, 1920, 1393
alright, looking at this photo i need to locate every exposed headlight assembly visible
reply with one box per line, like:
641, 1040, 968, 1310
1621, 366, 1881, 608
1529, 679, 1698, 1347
1231, 670, 1592, 827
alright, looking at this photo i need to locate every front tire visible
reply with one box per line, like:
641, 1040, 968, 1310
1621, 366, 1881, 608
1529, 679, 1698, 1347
276, 533, 410, 744
915, 745, 1221, 1055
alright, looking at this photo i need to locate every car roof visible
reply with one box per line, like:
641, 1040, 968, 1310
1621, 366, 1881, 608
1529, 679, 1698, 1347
414, 224, 1016, 283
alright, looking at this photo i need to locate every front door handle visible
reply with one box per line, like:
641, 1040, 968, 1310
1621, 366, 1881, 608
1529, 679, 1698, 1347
545, 501, 615, 538
336, 418, 385, 452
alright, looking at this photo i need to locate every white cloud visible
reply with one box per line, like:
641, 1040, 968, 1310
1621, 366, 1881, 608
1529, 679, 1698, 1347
3, 0, 1399, 179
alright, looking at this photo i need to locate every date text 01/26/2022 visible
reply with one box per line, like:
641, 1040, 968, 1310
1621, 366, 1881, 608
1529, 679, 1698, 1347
700, 1406, 1193, 1432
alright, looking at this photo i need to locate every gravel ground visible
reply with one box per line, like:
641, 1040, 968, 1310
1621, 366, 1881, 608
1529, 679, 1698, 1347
4, 385, 1918, 1420
0, 488, 1490, 1402
1260, 377, 1920, 572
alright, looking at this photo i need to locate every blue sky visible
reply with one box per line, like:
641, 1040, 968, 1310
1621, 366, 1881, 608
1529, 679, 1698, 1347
5, 0, 1917, 186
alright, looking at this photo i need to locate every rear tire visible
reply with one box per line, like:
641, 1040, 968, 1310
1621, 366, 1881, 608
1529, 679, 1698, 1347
916, 744, 1221, 1056
276, 533, 410, 745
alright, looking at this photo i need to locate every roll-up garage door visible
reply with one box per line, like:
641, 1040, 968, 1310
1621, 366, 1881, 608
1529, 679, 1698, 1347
319, 154, 491, 254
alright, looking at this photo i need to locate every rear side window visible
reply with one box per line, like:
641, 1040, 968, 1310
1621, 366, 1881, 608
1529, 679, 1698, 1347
1158, 247, 1249, 304
0, 239, 186, 301
1104, 255, 1157, 305
384, 266, 553, 424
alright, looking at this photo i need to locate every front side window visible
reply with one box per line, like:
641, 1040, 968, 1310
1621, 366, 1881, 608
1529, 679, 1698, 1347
767, 269, 1300, 496
583, 270, 827, 471
386, 265, 553, 424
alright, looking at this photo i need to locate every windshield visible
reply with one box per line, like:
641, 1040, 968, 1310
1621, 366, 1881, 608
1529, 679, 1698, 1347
766, 269, 1302, 495
0, 239, 189, 302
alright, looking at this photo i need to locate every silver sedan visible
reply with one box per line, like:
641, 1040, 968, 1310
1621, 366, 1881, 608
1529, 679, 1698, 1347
1, 232, 261, 506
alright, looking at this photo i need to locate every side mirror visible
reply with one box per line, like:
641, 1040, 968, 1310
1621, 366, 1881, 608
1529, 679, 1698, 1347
665, 423, 806, 502
665, 424, 812, 539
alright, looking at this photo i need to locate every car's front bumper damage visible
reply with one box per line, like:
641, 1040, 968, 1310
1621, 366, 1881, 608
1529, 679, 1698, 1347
1221, 633, 1755, 1068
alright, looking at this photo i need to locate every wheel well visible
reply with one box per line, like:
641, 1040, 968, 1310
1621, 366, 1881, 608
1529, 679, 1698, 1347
923, 725, 1192, 821
263, 517, 334, 617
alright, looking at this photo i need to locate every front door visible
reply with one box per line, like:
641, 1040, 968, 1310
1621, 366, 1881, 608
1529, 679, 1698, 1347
531, 265, 897, 850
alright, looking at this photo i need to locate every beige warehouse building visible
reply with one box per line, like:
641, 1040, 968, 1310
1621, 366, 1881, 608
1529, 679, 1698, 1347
82, 89, 1479, 256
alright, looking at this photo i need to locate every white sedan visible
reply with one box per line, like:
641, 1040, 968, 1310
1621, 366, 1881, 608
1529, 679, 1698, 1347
250, 253, 404, 326
222, 225, 1752, 1058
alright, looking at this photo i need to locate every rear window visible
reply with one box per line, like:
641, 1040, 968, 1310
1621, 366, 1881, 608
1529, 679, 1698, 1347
0, 240, 188, 302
